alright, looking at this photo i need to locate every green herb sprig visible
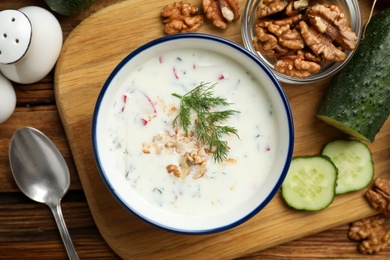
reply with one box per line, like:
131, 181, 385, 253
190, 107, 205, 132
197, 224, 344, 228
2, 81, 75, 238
172, 82, 240, 163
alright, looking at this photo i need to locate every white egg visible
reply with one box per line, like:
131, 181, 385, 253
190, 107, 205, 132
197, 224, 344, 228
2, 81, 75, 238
0, 72, 16, 124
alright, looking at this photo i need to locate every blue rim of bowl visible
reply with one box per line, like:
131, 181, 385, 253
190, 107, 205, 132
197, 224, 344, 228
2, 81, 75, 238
92, 33, 295, 235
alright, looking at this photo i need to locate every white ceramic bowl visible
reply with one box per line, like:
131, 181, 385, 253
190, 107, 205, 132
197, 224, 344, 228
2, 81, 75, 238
92, 33, 294, 234
242, 0, 362, 84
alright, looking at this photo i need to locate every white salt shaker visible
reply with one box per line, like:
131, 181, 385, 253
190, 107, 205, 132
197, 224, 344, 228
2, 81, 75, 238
0, 6, 62, 84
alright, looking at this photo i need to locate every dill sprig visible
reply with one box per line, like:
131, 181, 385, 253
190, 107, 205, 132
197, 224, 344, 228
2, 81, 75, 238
172, 82, 240, 163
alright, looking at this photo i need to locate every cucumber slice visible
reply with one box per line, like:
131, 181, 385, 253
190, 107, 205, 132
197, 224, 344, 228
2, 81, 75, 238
281, 156, 337, 211
321, 140, 374, 195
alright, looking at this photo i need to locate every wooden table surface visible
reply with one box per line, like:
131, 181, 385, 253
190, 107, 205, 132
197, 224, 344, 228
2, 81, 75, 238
0, 0, 389, 259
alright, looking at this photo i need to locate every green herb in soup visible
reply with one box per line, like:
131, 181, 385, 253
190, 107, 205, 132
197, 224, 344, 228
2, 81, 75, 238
172, 82, 240, 163
103, 48, 278, 215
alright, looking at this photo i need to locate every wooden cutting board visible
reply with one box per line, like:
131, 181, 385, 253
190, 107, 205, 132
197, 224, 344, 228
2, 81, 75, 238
54, 0, 389, 259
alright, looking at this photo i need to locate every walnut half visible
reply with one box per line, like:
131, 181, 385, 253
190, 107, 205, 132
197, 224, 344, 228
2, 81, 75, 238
161, 1, 204, 35
349, 215, 390, 254
366, 177, 390, 217
257, 0, 288, 18
307, 3, 358, 51
202, 0, 240, 29
274, 50, 321, 78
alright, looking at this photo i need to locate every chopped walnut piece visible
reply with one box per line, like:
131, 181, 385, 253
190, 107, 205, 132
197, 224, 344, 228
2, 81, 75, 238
161, 1, 204, 35
166, 105, 178, 116
154, 143, 164, 154
165, 141, 176, 148
142, 144, 151, 154
185, 150, 207, 165
366, 177, 390, 217
257, 0, 288, 18
193, 170, 206, 179
166, 164, 182, 178
274, 50, 321, 78
298, 20, 347, 62
225, 157, 237, 163
204, 148, 214, 156
179, 155, 191, 179
349, 215, 390, 254
202, 0, 240, 29
148, 127, 213, 181
307, 3, 358, 51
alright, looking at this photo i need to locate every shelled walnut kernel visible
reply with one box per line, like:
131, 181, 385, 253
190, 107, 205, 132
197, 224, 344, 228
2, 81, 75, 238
366, 177, 390, 216
349, 216, 390, 254
202, 0, 240, 29
348, 177, 390, 255
161, 1, 204, 34
254, 0, 357, 78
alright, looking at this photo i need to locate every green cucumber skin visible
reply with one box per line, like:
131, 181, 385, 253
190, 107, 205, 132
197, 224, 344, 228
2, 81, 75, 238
321, 140, 374, 194
317, 8, 390, 142
281, 156, 338, 211
44, 0, 98, 16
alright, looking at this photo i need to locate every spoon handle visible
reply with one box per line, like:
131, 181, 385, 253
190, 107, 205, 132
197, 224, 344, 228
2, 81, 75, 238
49, 202, 79, 260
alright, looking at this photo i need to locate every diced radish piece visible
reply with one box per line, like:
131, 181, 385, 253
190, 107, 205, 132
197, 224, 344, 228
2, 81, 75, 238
141, 118, 148, 126
219, 73, 228, 80
141, 91, 157, 113
173, 67, 179, 79
121, 93, 128, 112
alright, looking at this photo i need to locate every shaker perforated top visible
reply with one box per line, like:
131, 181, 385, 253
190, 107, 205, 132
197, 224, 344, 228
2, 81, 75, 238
0, 9, 32, 64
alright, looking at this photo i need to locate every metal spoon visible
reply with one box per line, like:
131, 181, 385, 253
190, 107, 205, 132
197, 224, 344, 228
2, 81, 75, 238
9, 126, 79, 260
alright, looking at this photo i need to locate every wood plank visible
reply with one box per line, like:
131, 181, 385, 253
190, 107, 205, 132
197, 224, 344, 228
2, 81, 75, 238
241, 218, 390, 259
0, 196, 119, 259
1, 0, 389, 259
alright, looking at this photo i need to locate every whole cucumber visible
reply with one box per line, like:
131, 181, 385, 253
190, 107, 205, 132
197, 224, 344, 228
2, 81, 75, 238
317, 8, 390, 142
44, 0, 98, 16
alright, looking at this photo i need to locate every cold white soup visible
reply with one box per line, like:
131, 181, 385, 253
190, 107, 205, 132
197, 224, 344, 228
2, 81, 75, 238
102, 47, 279, 217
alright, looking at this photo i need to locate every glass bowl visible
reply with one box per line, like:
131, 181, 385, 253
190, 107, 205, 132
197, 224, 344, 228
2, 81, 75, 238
242, 0, 362, 84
